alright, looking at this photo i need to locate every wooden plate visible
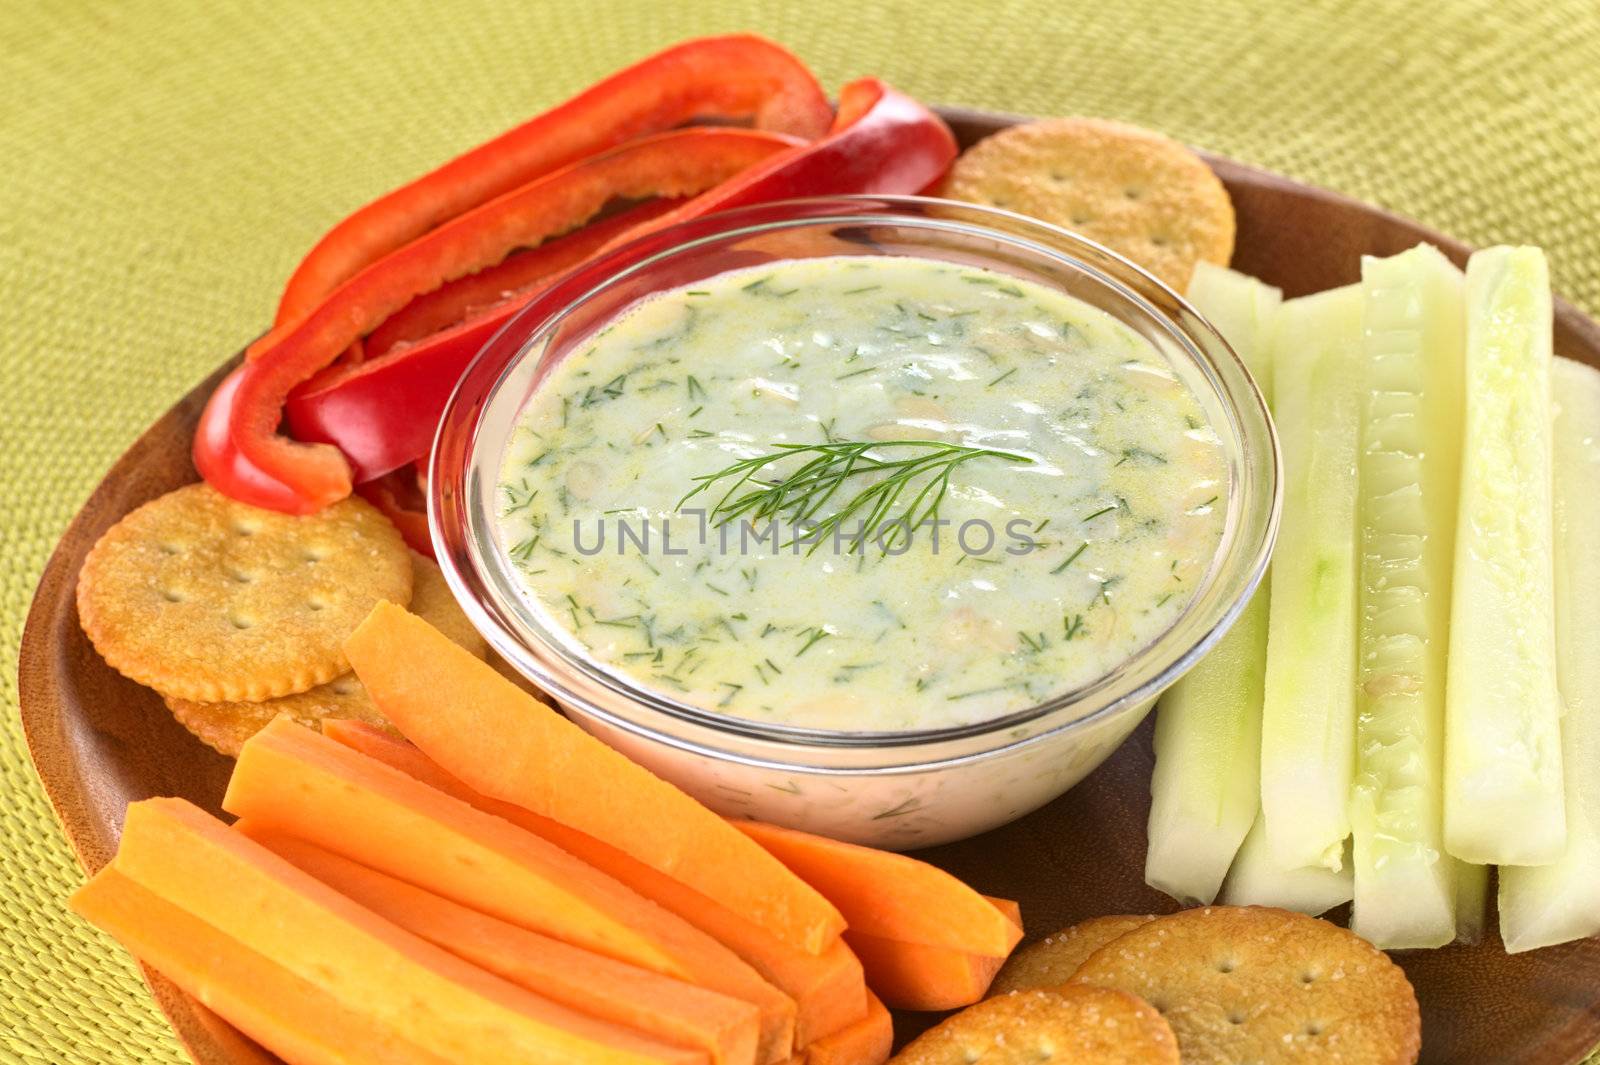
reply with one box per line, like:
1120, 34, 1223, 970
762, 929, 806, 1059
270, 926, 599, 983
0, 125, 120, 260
18, 106, 1600, 1065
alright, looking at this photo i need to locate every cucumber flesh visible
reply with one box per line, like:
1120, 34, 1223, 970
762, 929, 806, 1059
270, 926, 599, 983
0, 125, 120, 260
1144, 266, 1281, 905
1348, 244, 1466, 948
1498, 356, 1600, 951
1220, 811, 1353, 916
1146, 588, 1270, 904
1260, 285, 1363, 871
1444, 246, 1565, 866
1186, 261, 1281, 387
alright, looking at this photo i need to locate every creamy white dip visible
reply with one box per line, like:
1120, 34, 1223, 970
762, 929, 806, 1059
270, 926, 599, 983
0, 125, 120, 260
496, 256, 1227, 731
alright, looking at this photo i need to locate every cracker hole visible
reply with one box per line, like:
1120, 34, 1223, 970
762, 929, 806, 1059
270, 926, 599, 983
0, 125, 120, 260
229, 570, 254, 584
160, 589, 183, 603
303, 548, 327, 563
1305, 1023, 1323, 1037
1071, 215, 1092, 225
1228, 1011, 1245, 1025
306, 598, 326, 612
229, 615, 254, 630
233, 523, 257, 536
1124, 186, 1143, 199
1050, 171, 1067, 181
1151, 235, 1170, 247
1300, 972, 1318, 985
159, 543, 181, 555
1216, 958, 1237, 974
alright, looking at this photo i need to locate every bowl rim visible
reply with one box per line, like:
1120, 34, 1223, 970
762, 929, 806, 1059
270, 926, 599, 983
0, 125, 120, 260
429, 194, 1280, 769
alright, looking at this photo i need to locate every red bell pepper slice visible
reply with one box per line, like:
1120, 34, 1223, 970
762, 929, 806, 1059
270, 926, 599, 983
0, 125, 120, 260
192, 366, 317, 514
280, 80, 956, 488
363, 197, 683, 359
203, 127, 798, 511
601, 78, 957, 248
271, 34, 830, 330
286, 302, 520, 483
355, 465, 433, 557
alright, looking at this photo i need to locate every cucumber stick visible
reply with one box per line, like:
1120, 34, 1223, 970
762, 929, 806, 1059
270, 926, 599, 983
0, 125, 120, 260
1260, 285, 1363, 871
1499, 356, 1600, 952
1221, 811, 1353, 916
1349, 244, 1467, 948
1444, 246, 1566, 866
1145, 265, 1281, 905
1186, 262, 1281, 386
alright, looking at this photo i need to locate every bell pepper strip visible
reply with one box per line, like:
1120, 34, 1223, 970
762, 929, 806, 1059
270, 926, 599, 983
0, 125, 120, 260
270, 34, 831, 331
365, 197, 683, 359
281, 84, 955, 488
287, 305, 516, 483
597, 78, 958, 252
356, 465, 433, 557
212, 128, 798, 511
193, 366, 318, 514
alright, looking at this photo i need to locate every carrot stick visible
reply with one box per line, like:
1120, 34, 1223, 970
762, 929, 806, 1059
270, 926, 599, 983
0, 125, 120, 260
838, 896, 1016, 1010
239, 826, 760, 1065
804, 992, 892, 1065
342, 603, 844, 954
72, 867, 452, 1065
323, 719, 849, 1054
732, 820, 1022, 957
223, 718, 796, 1060
841, 932, 1005, 1012
109, 798, 705, 1064
989, 896, 1023, 931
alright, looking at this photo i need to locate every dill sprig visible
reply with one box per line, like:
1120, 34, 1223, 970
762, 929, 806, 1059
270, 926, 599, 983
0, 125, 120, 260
677, 439, 1032, 554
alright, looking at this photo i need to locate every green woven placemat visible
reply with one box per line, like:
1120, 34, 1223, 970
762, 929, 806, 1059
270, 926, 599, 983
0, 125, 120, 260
4, 1, 1599, 1061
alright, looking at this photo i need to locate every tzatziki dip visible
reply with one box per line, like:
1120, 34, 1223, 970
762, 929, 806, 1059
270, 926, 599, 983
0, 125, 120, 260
495, 256, 1227, 731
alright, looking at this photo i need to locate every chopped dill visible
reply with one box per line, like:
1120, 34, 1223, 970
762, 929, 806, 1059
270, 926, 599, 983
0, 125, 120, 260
1052, 542, 1088, 574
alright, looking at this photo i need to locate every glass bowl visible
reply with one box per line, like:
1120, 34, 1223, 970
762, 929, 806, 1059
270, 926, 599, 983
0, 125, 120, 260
430, 196, 1279, 849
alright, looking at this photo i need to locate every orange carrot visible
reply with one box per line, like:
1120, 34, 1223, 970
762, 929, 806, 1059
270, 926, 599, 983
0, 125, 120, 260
527, 823, 865, 1049
733, 820, 1023, 957
988, 896, 1023, 931
343, 603, 844, 954
804, 992, 892, 1065
841, 896, 1017, 1011
72, 867, 452, 1065
323, 719, 860, 1049
240, 826, 759, 1065
110, 798, 705, 1064
224, 719, 796, 1060
841, 931, 1005, 1011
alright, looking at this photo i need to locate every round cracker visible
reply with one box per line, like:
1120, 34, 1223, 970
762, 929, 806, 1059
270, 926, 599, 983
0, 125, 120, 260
894, 986, 1177, 1065
161, 551, 487, 755
163, 676, 386, 757
990, 914, 1156, 995
405, 550, 488, 658
77, 484, 411, 701
939, 117, 1235, 289
1069, 905, 1420, 1065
